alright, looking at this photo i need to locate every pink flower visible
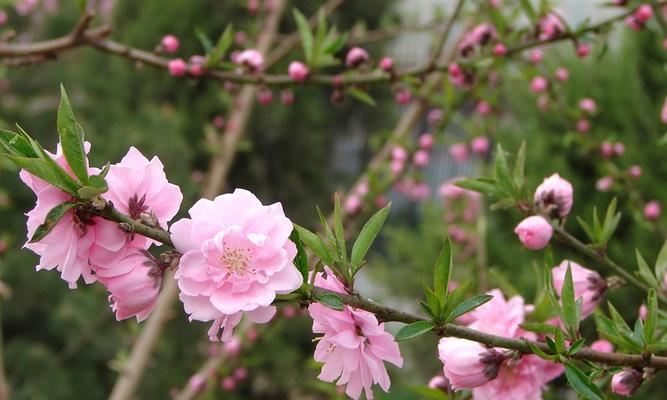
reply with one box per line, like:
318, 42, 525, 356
552, 260, 607, 318
576, 119, 590, 133
413, 150, 430, 168
635, 4, 653, 22
639, 304, 648, 320
394, 89, 412, 105
611, 369, 643, 397
288, 61, 309, 82
188, 374, 207, 392
355, 181, 370, 196
427, 109, 444, 126
419, 133, 434, 150
471, 136, 490, 155
189, 55, 206, 77
534, 173, 573, 218
449, 143, 469, 164
346, 47, 369, 68
476, 101, 491, 115
591, 339, 613, 353
161, 35, 180, 53
233, 367, 248, 380
378, 57, 393, 72
96, 251, 162, 321
576, 43, 590, 58
614, 142, 625, 156
438, 338, 506, 389
168, 59, 187, 77
596, 176, 614, 192
555, 67, 569, 82
530, 76, 548, 93
221, 376, 236, 391
389, 160, 404, 176
223, 337, 242, 356
514, 216, 553, 250
629, 165, 642, 179
529, 49, 543, 64
171, 189, 303, 341
0, 11, 8, 25
662, 96, 667, 123
236, 49, 264, 71
600, 141, 614, 158
579, 98, 597, 114
213, 115, 225, 129
428, 375, 450, 391
459, 23, 497, 56
257, 89, 273, 105
644, 200, 662, 220
538, 13, 565, 40
308, 268, 403, 399
391, 146, 408, 162
626, 15, 644, 31
344, 194, 362, 215
492, 43, 507, 57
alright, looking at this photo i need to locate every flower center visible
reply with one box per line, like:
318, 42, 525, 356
220, 244, 254, 278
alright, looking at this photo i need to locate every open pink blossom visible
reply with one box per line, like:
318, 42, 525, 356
308, 268, 403, 399
171, 189, 303, 341
459, 23, 497, 56
534, 173, 573, 218
552, 260, 607, 318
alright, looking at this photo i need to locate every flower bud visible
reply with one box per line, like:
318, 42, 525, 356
579, 98, 597, 114
257, 88, 273, 105
280, 89, 294, 105
221, 376, 236, 391
600, 141, 614, 158
233, 367, 248, 381
419, 133, 434, 150
161, 35, 180, 53
223, 337, 242, 357
530, 49, 543, 64
662, 96, 667, 123
492, 43, 507, 57
391, 146, 408, 162
613, 142, 625, 156
514, 216, 553, 250
476, 101, 491, 115
288, 61, 309, 82
427, 109, 444, 126
213, 115, 225, 129
168, 58, 187, 77
611, 369, 643, 397
345, 47, 369, 68
635, 4, 653, 22
235, 49, 264, 71
628, 165, 642, 179
555, 67, 569, 82
188, 374, 207, 392
531, 76, 548, 93
428, 375, 450, 392
644, 200, 662, 221
534, 173, 573, 218
625, 15, 643, 31
413, 150, 430, 168
344, 194, 362, 215
471, 136, 490, 155
438, 338, 506, 390
552, 260, 607, 318
576, 43, 590, 58
395, 88, 412, 105
596, 176, 614, 192
379, 56, 394, 71
449, 143, 469, 164
0, 11, 7, 26
576, 119, 590, 133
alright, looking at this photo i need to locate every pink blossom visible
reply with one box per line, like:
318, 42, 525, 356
161, 35, 180, 53
394, 89, 411, 105
611, 369, 643, 397
552, 260, 607, 318
171, 189, 303, 341
233, 367, 248, 380
644, 200, 662, 220
413, 150, 430, 168
418, 133, 434, 150
188, 374, 207, 392
15, 0, 38, 16
576, 43, 590, 58
308, 267, 403, 399
629, 165, 642, 179
389, 160, 404, 176
471, 136, 490, 155
600, 141, 614, 158
427, 109, 444, 126
0, 11, 7, 25
449, 143, 469, 164
538, 13, 565, 40
281, 89, 294, 105
555, 67, 569, 82
213, 115, 225, 129
459, 23, 497, 56
635, 4, 654, 22
355, 181, 370, 196
514, 216, 553, 250
379, 57, 393, 71
257, 89, 273, 105
189, 55, 206, 77
492, 43, 507, 57
448, 226, 467, 243
530, 76, 548, 93
168, 59, 187, 77
428, 375, 450, 391
529, 49, 543, 64
344, 194, 362, 215
476, 101, 491, 115
596, 176, 614, 192
438, 338, 505, 389
223, 337, 242, 356
391, 146, 408, 162
614, 142, 625, 156
639, 304, 648, 320
591, 339, 613, 353
346, 47, 369, 68
288, 61, 309, 82
247, 0, 259, 14
662, 97, 667, 123
579, 98, 597, 114
534, 173, 573, 218
236, 49, 264, 71
626, 15, 644, 31
576, 119, 590, 133
221, 376, 236, 391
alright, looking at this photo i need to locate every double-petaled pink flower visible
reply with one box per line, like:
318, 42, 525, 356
309, 267, 403, 399
171, 189, 303, 341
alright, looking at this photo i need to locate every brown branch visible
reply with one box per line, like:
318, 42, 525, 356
0, 25, 110, 57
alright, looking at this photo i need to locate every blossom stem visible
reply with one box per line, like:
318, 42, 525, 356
100, 201, 174, 247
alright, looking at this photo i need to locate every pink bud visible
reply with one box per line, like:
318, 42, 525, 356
247, 0, 259, 14
492, 43, 507, 57
419, 133, 434, 150
391, 146, 408, 162
288, 61, 309, 82
448, 63, 462, 77
534, 173, 574, 218
555, 67, 569, 82
530, 76, 548, 93
576, 43, 590, 58
375, 195, 388, 207
413, 150, 430, 168
613, 142, 625, 156
628, 165, 642, 179
471, 136, 490, 155
591, 339, 613, 353
428, 375, 450, 391
344, 194, 362, 215
552, 260, 607, 318
576, 119, 590, 133
596, 176, 614, 191
395, 89, 412, 105
379, 56, 394, 71
625, 15, 644, 31
188, 374, 207, 392
355, 181, 370, 196
428, 109, 444, 126
0, 239, 6, 256
530, 48, 543, 64
390, 160, 404, 176
449, 143, 470, 164
213, 115, 225, 129
345, 47, 369, 68
235, 49, 264, 71
579, 98, 597, 113
188, 58, 204, 77
600, 141, 614, 158
168, 58, 187, 77
161, 35, 180, 53
448, 226, 467, 243
514, 216, 553, 250
257, 89, 273, 105
233, 367, 248, 381
438, 338, 506, 389
235, 31, 247, 45
639, 304, 648, 320
221, 377, 236, 391
0, 11, 7, 25
280, 89, 294, 105
611, 369, 643, 397
644, 200, 662, 220
661, 96, 667, 123
635, 4, 653, 22
223, 337, 242, 356
476, 101, 491, 115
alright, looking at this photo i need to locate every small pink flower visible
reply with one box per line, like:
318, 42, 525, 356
345, 47, 369, 68
189, 55, 206, 77
538, 13, 565, 40
247, 0, 259, 14
171, 189, 303, 341
449, 143, 469, 164
394, 89, 412, 105
530, 76, 548, 93
355, 181, 370, 196
280, 89, 294, 105
213, 115, 225, 129
552, 260, 607, 318
611, 369, 643, 397
161, 35, 180, 53
0, 11, 7, 25
288, 61, 309, 82
413, 150, 430, 168
309, 268, 403, 399
534, 173, 573, 218
471, 136, 490, 155
391, 146, 408, 162
168, 59, 187, 76
614, 142, 625, 156
629, 165, 642, 179
644, 200, 662, 220
257, 89, 273, 105
379, 57, 394, 71
514, 216, 553, 250
344, 194, 362, 215
448, 63, 462, 77
438, 338, 506, 389
188, 374, 207, 392
390, 160, 404, 176
529, 49, 543, 64
555, 67, 569, 82
576, 119, 590, 133
635, 4, 653, 22
221, 376, 236, 391
492, 43, 507, 57
596, 176, 614, 192
576, 43, 590, 58
428, 109, 444, 126
236, 49, 264, 71
579, 98, 597, 114
459, 24, 497, 56
476, 101, 491, 115
419, 133, 434, 150
600, 141, 614, 158
235, 31, 247, 45
591, 339, 613, 353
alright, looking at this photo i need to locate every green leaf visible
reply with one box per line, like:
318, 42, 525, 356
0, 129, 36, 158
350, 204, 390, 273
433, 238, 452, 302
521, 322, 560, 334
57, 85, 88, 185
345, 88, 377, 107
636, 249, 659, 288
195, 27, 214, 52
513, 141, 526, 189
395, 320, 435, 341
655, 240, 667, 279
294, 224, 333, 266
453, 177, 498, 196
423, 284, 442, 320
316, 206, 341, 262
205, 25, 235, 68
599, 198, 621, 245
493, 144, 515, 196
561, 263, 580, 333
77, 174, 108, 198
30, 201, 77, 243
446, 294, 492, 323
525, 340, 558, 361
567, 338, 586, 355
333, 194, 347, 264
7, 155, 79, 195
519, 0, 538, 21
644, 289, 658, 345
554, 326, 566, 354
293, 9, 314, 65
290, 229, 309, 281
564, 363, 605, 400
314, 292, 344, 311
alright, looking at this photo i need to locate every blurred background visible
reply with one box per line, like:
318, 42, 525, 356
0, 0, 666, 399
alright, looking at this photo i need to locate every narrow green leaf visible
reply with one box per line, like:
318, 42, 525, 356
525, 339, 558, 360
446, 294, 492, 323
644, 289, 658, 345
0, 129, 36, 158
655, 240, 667, 279
316, 206, 340, 262
453, 177, 498, 196
57, 85, 88, 184
423, 284, 442, 320
576, 217, 596, 243
205, 24, 235, 68
567, 338, 586, 355
395, 320, 435, 341
77, 175, 108, 198
350, 204, 390, 272
7, 156, 79, 195
333, 194, 347, 264
521, 322, 559, 335
519, 0, 538, 21
294, 224, 333, 266
345, 88, 377, 107
513, 141, 526, 189
290, 229, 309, 281
194, 27, 214, 52
293, 9, 314, 65
635, 249, 659, 288
314, 292, 345, 311
493, 144, 515, 196
564, 363, 605, 400
561, 263, 579, 333
433, 238, 452, 302
554, 326, 566, 354
30, 201, 77, 243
